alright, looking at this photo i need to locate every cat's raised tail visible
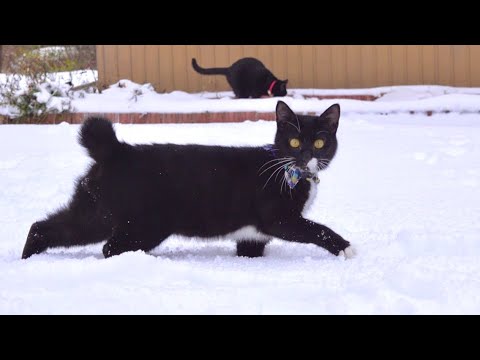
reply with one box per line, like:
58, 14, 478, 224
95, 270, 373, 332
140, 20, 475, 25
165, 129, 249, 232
191, 58, 228, 75
79, 117, 121, 163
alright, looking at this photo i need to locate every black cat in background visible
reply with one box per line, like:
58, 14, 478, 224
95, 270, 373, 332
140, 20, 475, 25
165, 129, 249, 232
192, 57, 288, 99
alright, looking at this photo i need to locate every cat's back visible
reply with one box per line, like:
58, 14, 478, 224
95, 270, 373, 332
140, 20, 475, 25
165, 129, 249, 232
115, 143, 271, 209
231, 57, 266, 70
123, 143, 268, 175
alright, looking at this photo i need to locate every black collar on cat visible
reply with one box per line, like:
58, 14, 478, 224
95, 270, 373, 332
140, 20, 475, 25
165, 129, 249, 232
267, 80, 277, 97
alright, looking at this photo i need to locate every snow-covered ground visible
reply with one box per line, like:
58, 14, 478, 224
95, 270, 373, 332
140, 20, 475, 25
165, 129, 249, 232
0, 70, 97, 92
54, 81, 480, 115
2, 110, 480, 314
4, 72, 480, 117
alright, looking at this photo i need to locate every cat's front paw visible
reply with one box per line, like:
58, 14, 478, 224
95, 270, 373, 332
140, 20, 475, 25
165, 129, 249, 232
338, 245, 356, 260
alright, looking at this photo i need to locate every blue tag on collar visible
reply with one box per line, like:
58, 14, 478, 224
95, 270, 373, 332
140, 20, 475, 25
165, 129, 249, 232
285, 166, 302, 189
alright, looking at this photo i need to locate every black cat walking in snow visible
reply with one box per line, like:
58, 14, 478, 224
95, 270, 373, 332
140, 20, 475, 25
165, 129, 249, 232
22, 101, 355, 260
192, 57, 288, 99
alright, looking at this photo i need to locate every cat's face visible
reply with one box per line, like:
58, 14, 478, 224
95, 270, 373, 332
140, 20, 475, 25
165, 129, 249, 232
274, 101, 340, 173
272, 79, 288, 97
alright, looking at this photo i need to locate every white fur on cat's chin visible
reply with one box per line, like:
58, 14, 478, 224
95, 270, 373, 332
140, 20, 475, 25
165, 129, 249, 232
196, 226, 270, 243
338, 246, 356, 259
306, 158, 318, 173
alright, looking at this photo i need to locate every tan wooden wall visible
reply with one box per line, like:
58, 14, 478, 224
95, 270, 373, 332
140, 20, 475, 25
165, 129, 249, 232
96, 45, 480, 91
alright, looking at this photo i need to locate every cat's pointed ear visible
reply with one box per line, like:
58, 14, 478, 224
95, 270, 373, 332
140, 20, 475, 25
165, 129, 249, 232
319, 104, 340, 133
276, 101, 297, 130
284, 79, 288, 84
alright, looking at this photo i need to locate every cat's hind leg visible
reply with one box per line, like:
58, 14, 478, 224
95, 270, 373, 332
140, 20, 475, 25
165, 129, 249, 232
236, 240, 270, 258
22, 184, 112, 259
102, 218, 171, 258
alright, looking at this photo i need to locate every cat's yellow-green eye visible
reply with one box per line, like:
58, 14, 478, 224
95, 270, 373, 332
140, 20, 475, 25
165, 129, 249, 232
289, 138, 300, 148
314, 139, 325, 149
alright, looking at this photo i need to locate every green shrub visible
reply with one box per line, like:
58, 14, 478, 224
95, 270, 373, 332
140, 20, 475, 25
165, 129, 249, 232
0, 46, 94, 123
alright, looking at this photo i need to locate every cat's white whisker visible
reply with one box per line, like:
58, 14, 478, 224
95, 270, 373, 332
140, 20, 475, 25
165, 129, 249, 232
281, 163, 295, 194
280, 175, 285, 195
287, 163, 295, 197
294, 114, 301, 132
258, 156, 292, 172
272, 162, 291, 182
258, 158, 293, 176
258, 157, 292, 173
275, 161, 295, 182
263, 162, 292, 189
280, 167, 287, 194
284, 121, 301, 133
316, 158, 331, 171
259, 160, 293, 180
259, 156, 293, 167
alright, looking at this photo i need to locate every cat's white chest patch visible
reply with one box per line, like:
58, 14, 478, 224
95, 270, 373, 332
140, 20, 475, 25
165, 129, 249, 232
302, 158, 319, 215
224, 226, 270, 242
198, 226, 270, 242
